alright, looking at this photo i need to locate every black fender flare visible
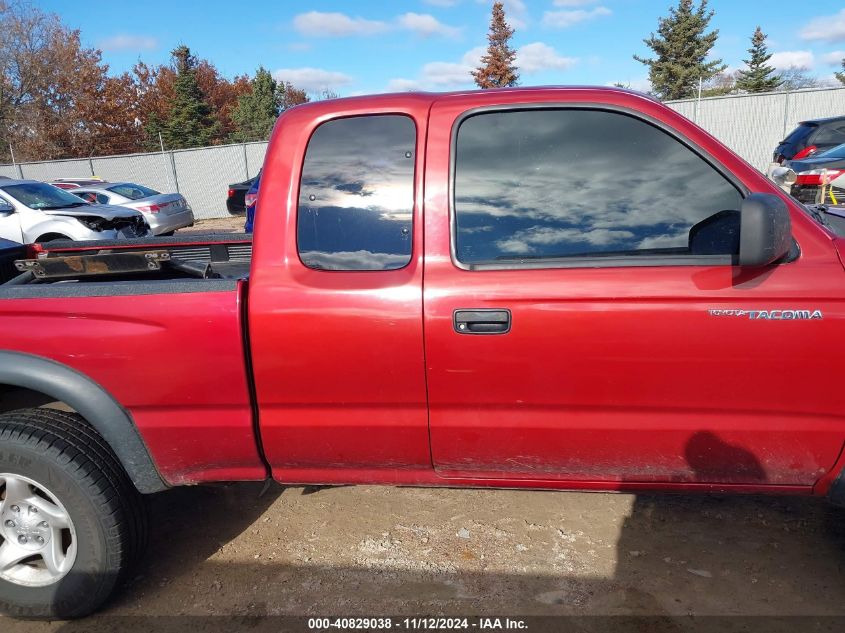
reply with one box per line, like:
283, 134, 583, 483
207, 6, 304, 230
0, 351, 167, 493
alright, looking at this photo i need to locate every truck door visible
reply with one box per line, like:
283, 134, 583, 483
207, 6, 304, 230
249, 103, 432, 482
423, 96, 845, 487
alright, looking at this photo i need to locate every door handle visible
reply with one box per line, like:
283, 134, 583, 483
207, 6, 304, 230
454, 309, 511, 335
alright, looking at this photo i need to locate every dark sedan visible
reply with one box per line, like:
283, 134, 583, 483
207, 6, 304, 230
774, 116, 845, 164
226, 171, 260, 215
789, 143, 845, 205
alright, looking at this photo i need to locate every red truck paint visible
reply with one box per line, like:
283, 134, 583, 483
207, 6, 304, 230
2, 87, 844, 498
0, 287, 263, 484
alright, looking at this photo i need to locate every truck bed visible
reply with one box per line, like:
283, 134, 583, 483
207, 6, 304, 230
0, 233, 252, 288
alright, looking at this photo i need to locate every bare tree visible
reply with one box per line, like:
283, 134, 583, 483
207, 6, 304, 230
776, 68, 820, 91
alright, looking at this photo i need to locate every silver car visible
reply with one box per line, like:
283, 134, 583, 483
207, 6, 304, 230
70, 182, 194, 236
0, 179, 151, 244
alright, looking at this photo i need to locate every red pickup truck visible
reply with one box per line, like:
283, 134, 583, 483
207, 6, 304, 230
1, 87, 844, 618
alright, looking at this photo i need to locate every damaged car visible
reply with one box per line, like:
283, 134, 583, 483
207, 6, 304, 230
0, 179, 151, 244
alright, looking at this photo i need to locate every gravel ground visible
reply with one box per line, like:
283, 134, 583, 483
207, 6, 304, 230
4, 482, 844, 631
177, 216, 246, 234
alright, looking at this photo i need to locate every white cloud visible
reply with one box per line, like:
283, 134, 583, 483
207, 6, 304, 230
769, 50, 815, 70
542, 6, 611, 28
97, 34, 158, 52
496, 226, 635, 254
397, 13, 461, 38
272, 68, 353, 92
821, 51, 845, 65
800, 9, 845, 43
386, 42, 577, 92
293, 11, 388, 37
423, 0, 459, 6
386, 47, 484, 92
553, 0, 598, 5
516, 42, 577, 73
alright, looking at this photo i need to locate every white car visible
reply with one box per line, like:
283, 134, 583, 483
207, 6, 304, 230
0, 178, 150, 244
70, 182, 194, 236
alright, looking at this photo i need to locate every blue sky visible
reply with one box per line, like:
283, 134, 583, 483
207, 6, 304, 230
37, 0, 845, 95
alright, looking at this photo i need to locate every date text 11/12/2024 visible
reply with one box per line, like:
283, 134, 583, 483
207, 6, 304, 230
307, 617, 528, 630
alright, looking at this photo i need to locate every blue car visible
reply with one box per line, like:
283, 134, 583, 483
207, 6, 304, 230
244, 170, 260, 233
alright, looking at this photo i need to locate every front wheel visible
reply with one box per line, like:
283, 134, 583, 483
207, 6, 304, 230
0, 409, 147, 618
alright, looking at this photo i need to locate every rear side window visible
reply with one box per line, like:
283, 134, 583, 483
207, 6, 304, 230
297, 115, 415, 271
782, 123, 814, 145
107, 183, 159, 200
812, 124, 845, 146
453, 108, 743, 266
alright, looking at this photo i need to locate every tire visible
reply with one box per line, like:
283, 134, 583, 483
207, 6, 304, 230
0, 408, 148, 619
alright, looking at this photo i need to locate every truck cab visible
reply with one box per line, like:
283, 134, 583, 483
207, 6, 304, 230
1, 87, 844, 618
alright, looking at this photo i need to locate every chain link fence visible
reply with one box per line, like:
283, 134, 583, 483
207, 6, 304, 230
0, 141, 268, 220
1, 87, 844, 220
666, 86, 845, 171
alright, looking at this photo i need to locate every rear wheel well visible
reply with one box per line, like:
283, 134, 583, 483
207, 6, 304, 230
0, 385, 66, 414
0, 353, 168, 494
0, 385, 145, 495
34, 233, 70, 242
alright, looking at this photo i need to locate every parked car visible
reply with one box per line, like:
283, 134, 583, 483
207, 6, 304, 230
49, 177, 107, 190
773, 116, 845, 164
226, 170, 260, 215
2, 87, 845, 619
787, 143, 845, 205
0, 179, 150, 243
244, 171, 260, 233
69, 182, 194, 236
0, 235, 24, 281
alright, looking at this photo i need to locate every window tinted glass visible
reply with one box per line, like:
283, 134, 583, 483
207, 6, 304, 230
1, 183, 89, 209
107, 183, 159, 200
454, 109, 743, 264
783, 123, 814, 145
298, 115, 415, 271
812, 125, 845, 145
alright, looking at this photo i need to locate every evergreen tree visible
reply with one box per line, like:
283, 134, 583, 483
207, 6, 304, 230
160, 46, 219, 149
143, 113, 165, 152
472, 1, 519, 89
836, 59, 845, 86
735, 27, 782, 93
229, 67, 279, 142
634, 0, 726, 100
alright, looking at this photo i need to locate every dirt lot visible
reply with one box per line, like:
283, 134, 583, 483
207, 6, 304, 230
177, 215, 246, 234
4, 482, 845, 631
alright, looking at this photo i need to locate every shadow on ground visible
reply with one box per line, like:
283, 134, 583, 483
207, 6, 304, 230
4, 482, 845, 632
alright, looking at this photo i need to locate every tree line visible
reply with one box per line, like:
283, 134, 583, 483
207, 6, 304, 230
473, 0, 845, 99
0, 1, 315, 163
4, 0, 845, 163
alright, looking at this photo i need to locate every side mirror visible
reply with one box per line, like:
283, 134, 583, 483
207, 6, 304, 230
0, 200, 14, 215
739, 193, 793, 267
